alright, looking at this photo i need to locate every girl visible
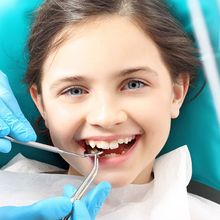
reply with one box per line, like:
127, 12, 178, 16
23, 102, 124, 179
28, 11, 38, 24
26, 0, 194, 186
19, 0, 220, 219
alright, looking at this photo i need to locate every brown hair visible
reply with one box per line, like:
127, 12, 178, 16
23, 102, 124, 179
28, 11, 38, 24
25, 0, 199, 93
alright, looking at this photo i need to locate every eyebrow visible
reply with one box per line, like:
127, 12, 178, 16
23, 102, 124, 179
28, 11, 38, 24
119, 66, 158, 77
50, 66, 158, 89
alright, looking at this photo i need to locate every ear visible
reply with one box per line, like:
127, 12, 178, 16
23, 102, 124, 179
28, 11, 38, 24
29, 85, 48, 127
171, 74, 190, 119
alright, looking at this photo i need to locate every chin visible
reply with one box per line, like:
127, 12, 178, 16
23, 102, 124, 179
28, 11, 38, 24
94, 173, 133, 188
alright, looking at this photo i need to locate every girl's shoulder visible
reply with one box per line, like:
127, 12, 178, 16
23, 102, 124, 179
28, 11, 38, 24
188, 193, 220, 220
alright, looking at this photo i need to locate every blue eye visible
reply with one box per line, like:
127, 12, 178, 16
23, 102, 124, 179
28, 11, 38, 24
63, 87, 87, 96
124, 80, 145, 90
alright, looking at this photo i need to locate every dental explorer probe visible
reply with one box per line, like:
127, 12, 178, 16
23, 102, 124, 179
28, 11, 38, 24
4, 135, 102, 220
4, 135, 103, 158
62, 152, 100, 220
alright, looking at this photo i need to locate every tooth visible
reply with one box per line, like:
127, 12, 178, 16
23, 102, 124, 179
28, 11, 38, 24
89, 141, 96, 148
94, 141, 109, 149
95, 141, 104, 149
86, 135, 136, 149
109, 141, 119, 149
124, 138, 129, 144
118, 139, 124, 144
100, 141, 109, 149
104, 153, 117, 158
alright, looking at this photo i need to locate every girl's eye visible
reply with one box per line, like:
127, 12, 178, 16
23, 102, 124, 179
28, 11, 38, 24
62, 87, 87, 96
123, 80, 146, 90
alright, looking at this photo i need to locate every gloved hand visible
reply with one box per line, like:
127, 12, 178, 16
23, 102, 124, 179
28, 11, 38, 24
0, 196, 72, 220
0, 71, 37, 153
0, 181, 111, 220
63, 181, 111, 220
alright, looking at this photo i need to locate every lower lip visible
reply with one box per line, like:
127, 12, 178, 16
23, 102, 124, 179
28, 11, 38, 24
96, 135, 141, 167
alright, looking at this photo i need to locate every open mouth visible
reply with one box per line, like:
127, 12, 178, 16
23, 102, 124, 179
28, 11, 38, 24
78, 135, 138, 158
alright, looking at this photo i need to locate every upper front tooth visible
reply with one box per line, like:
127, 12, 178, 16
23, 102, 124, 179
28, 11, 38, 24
87, 140, 96, 148
86, 136, 135, 149
109, 141, 119, 149
118, 139, 124, 144
99, 141, 109, 149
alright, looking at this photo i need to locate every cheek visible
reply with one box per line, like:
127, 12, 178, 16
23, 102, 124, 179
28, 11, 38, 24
127, 93, 173, 123
43, 103, 83, 147
127, 94, 172, 143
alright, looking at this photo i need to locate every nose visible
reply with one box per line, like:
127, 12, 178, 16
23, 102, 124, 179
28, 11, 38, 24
86, 96, 127, 129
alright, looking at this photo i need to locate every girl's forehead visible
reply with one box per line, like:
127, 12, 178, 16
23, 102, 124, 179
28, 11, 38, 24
46, 15, 155, 55
43, 15, 167, 78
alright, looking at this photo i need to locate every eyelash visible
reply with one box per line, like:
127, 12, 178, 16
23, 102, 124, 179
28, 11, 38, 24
61, 86, 88, 96
61, 79, 147, 97
122, 79, 146, 91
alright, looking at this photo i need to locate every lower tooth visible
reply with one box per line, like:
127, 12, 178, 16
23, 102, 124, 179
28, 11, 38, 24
104, 153, 117, 158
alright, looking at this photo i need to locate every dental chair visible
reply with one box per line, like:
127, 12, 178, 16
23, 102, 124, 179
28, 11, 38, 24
0, 0, 220, 203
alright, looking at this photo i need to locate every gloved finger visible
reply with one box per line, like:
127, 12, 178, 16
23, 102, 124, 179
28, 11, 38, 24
32, 197, 72, 220
0, 71, 27, 120
0, 197, 72, 220
0, 71, 36, 141
0, 118, 10, 136
82, 181, 111, 219
0, 117, 11, 153
63, 184, 77, 198
72, 200, 91, 220
0, 98, 36, 142
0, 138, 11, 153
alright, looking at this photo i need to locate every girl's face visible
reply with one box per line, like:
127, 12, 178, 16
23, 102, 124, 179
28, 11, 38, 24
31, 16, 188, 187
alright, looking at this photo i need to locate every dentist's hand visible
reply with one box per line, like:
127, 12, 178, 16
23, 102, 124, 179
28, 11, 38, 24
64, 181, 111, 220
0, 71, 36, 153
0, 181, 111, 220
0, 197, 72, 220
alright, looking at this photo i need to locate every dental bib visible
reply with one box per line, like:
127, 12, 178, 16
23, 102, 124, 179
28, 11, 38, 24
1, 146, 219, 219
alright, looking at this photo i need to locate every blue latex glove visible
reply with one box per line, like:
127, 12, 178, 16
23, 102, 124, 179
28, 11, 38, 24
0, 181, 111, 220
63, 181, 111, 220
0, 197, 72, 220
0, 71, 37, 153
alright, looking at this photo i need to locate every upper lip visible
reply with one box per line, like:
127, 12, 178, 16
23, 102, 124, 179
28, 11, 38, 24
78, 134, 140, 142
